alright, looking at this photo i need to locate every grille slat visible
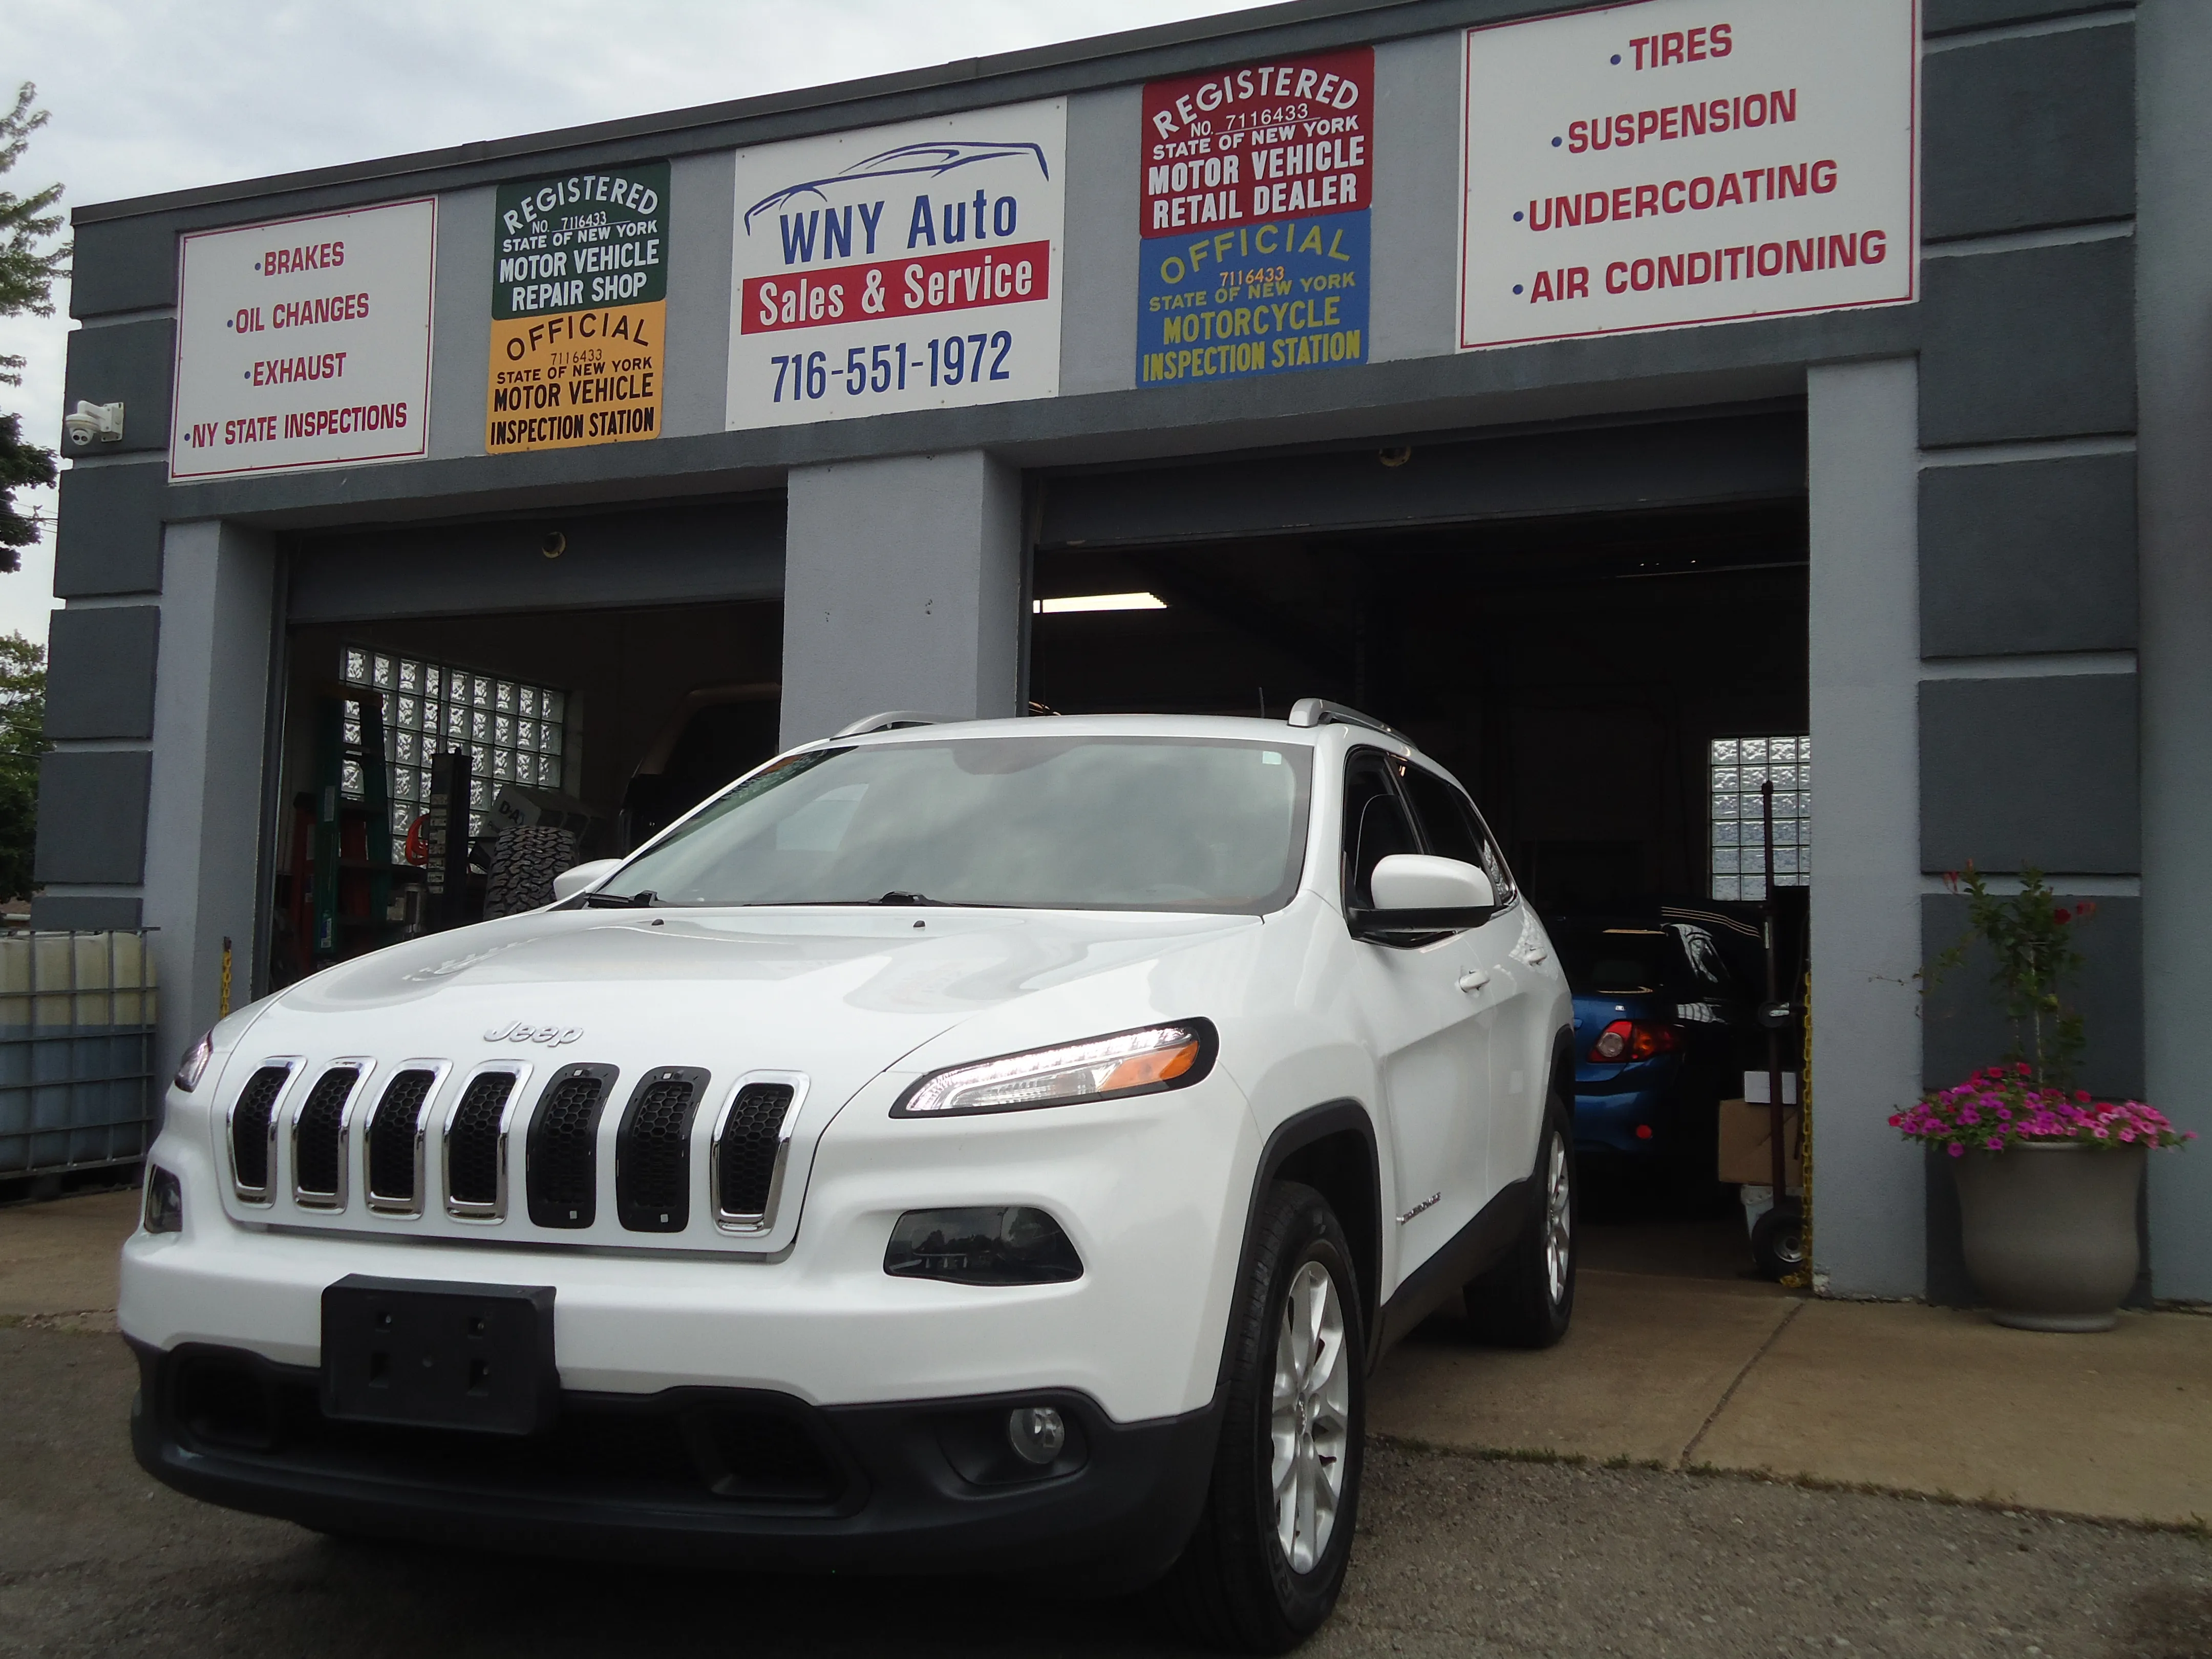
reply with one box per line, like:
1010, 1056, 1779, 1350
292, 1068, 359, 1203
715, 1083, 796, 1224
616, 1069, 707, 1233
367, 1070, 437, 1209
526, 1067, 613, 1229
445, 1072, 518, 1214
229, 1066, 293, 1197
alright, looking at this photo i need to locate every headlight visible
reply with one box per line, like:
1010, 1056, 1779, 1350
173, 1030, 215, 1093
891, 1020, 1216, 1118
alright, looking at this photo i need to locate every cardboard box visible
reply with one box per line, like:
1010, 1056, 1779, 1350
1718, 1098, 1803, 1192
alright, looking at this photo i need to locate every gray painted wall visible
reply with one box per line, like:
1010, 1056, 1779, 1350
44, 606, 160, 740
427, 186, 494, 462
666, 151, 738, 437
1919, 453, 2137, 657
1061, 88, 1140, 396
779, 451, 1023, 746
2136, 0, 2212, 1299
140, 521, 279, 1085
1807, 358, 1925, 1300
1368, 31, 1458, 365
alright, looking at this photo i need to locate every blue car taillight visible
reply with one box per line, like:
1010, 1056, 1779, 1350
1589, 1019, 1682, 1062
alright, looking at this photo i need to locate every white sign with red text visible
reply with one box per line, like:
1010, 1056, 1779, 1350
1459, 0, 1917, 351
726, 101, 1065, 428
171, 199, 436, 478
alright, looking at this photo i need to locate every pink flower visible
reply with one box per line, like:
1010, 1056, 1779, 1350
1948, 1144, 1965, 1158
1989, 1137, 2005, 1150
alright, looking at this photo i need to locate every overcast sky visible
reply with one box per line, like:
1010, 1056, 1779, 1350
0, 0, 1273, 647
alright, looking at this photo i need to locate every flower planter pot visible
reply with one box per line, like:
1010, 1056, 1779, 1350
1951, 1141, 2144, 1331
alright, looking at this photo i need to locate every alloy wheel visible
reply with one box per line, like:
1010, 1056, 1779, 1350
1544, 1131, 1572, 1305
1269, 1258, 1350, 1573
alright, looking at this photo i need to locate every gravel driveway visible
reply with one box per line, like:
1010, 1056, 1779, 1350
3, 1327, 2206, 1658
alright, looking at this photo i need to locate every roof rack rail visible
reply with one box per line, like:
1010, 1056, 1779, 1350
1285, 698, 1406, 742
832, 710, 944, 738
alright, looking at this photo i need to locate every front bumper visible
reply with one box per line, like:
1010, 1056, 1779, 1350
130, 1338, 1219, 1583
127, 1064, 1258, 1424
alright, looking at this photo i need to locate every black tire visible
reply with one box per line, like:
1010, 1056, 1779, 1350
1162, 1181, 1365, 1653
1751, 1200, 1805, 1282
1464, 1092, 1578, 1350
483, 825, 579, 918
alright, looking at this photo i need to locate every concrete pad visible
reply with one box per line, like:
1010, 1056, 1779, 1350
1369, 1269, 1798, 1466
1692, 1298, 2212, 1524
0, 1189, 139, 1318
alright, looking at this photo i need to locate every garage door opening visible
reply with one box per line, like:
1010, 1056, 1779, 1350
267, 600, 781, 990
1029, 496, 1808, 1268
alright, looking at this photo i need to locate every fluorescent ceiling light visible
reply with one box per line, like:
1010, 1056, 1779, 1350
1033, 592, 1167, 614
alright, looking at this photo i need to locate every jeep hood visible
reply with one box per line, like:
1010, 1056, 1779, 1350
252, 904, 1261, 1077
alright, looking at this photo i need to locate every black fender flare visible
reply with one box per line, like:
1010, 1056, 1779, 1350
1217, 1099, 1381, 1385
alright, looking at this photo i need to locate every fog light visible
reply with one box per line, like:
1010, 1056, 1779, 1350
1007, 1405, 1066, 1465
884, 1206, 1083, 1285
143, 1165, 183, 1233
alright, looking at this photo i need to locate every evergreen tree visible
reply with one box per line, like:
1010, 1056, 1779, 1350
0, 82, 68, 575
0, 631, 46, 899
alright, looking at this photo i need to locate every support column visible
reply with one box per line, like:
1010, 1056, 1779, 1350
1807, 358, 1924, 1298
2137, 0, 2212, 1299
141, 520, 278, 1079
778, 451, 1024, 747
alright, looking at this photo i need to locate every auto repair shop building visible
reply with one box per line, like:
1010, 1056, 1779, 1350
34, 0, 2212, 1303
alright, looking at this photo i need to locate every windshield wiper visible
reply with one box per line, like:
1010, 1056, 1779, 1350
873, 891, 941, 906
581, 889, 657, 908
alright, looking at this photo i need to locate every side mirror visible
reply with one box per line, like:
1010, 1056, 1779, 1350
1352, 854, 1497, 939
552, 858, 624, 903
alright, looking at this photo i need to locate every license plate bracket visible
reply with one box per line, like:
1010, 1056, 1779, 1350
321, 1275, 557, 1436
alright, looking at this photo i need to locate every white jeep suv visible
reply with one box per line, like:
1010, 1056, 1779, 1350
125, 701, 1576, 1651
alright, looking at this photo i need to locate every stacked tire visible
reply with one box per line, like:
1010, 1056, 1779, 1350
483, 825, 579, 918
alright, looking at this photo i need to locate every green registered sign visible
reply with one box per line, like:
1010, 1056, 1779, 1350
492, 161, 670, 321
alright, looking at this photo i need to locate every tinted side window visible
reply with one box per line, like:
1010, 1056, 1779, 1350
1671, 924, 1733, 989
1342, 750, 1418, 908
1401, 764, 1517, 903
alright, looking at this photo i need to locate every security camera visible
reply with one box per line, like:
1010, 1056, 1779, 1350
62, 400, 125, 447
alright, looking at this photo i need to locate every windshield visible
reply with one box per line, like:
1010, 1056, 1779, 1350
596, 734, 1314, 913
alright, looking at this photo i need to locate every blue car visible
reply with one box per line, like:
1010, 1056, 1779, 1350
1547, 914, 1748, 1176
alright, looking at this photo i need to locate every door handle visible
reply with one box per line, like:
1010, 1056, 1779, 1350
1457, 968, 1490, 993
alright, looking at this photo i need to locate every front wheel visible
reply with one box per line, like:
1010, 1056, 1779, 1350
1162, 1181, 1365, 1653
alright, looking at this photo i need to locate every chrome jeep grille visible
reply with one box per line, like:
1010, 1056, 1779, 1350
713, 1082, 796, 1228
228, 1064, 297, 1201
291, 1066, 360, 1206
444, 1071, 519, 1217
223, 1052, 809, 1246
366, 1068, 440, 1212
525, 1066, 613, 1229
616, 1068, 706, 1233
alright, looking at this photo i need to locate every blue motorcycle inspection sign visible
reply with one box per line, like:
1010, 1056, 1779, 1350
1136, 47, 1373, 387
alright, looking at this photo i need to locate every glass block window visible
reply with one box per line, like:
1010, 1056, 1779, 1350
341, 647, 568, 840
1710, 735, 1810, 901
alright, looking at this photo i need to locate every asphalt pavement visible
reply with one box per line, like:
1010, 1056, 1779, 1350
3, 1324, 2207, 1659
